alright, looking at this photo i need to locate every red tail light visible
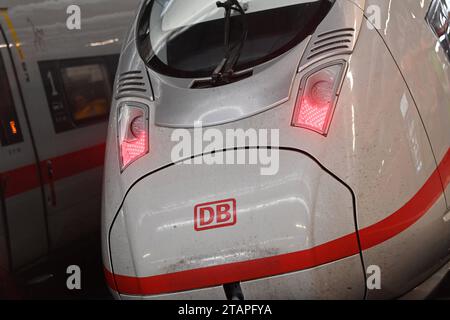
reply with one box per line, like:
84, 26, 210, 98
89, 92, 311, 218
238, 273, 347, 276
118, 104, 149, 170
292, 62, 346, 135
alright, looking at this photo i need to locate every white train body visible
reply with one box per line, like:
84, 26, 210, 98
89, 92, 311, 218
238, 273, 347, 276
102, 0, 450, 300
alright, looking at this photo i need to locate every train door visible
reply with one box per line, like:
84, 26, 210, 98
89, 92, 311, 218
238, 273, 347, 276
0, 24, 49, 271
0, 0, 135, 253
33, 56, 118, 249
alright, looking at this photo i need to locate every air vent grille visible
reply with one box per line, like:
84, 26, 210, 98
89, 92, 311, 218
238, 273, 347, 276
115, 70, 148, 100
304, 28, 355, 62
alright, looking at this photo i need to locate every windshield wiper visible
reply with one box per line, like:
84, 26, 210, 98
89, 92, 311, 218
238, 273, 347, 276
211, 0, 248, 86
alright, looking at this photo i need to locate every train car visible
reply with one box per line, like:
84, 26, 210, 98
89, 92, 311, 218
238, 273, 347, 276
0, 0, 140, 275
103, 0, 450, 300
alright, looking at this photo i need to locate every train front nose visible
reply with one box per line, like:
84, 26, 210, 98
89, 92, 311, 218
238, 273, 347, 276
107, 150, 365, 299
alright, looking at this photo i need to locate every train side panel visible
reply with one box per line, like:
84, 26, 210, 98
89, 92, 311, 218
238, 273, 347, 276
0, 0, 140, 269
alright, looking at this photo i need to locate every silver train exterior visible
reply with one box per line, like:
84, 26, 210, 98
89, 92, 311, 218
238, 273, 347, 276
102, 0, 450, 299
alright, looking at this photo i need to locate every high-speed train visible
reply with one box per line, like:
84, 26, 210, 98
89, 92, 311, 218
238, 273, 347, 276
0, 0, 141, 279
102, 0, 450, 300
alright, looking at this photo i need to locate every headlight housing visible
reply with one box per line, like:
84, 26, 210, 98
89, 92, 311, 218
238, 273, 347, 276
292, 61, 347, 136
118, 103, 149, 171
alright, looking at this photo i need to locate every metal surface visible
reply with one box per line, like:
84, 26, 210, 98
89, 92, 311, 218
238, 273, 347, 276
109, 149, 363, 297
366, 0, 450, 205
102, 0, 450, 299
151, 42, 306, 128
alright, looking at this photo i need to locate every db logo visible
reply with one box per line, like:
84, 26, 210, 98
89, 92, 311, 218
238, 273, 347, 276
194, 199, 237, 231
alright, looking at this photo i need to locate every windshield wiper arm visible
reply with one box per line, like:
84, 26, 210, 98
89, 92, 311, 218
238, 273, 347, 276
212, 0, 248, 85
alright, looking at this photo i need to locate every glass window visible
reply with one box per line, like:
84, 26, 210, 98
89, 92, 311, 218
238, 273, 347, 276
61, 64, 111, 123
0, 52, 23, 146
137, 0, 336, 78
427, 0, 450, 59
39, 55, 119, 133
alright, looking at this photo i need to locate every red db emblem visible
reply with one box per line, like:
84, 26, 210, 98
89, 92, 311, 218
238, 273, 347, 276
194, 199, 237, 231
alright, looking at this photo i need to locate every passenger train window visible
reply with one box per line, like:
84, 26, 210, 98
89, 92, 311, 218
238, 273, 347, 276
0, 52, 23, 146
39, 55, 119, 133
427, 0, 450, 59
137, 0, 336, 78
61, 64, 110, 123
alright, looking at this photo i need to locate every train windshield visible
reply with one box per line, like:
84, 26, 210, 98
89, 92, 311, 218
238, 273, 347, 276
137, 0, 336, 78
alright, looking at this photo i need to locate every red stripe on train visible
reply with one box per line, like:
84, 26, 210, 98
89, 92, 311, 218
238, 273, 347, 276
107, 233, 360, 296
104, 149, 450, 296
0, 143, 105, 198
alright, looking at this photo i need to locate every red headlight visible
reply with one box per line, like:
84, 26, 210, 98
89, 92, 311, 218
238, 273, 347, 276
292, 62, 346, 135
118, 104, 149, 170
